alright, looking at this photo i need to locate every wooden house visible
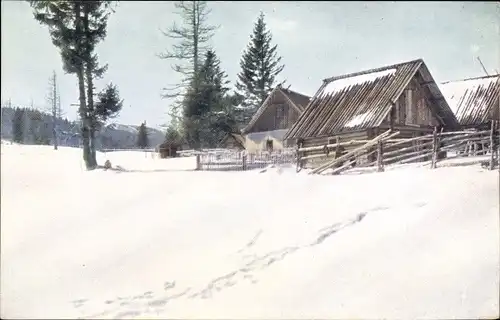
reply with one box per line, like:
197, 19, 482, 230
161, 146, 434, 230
439, 74, 500, 130
217, 132, 246, 150
241, 85, 310, 153
283, 59, 460, 167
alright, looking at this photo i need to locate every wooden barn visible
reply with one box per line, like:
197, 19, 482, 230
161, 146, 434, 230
241, 85, 310, 153
283, 59, 461, 168
439, 74, 500, 130
217, 132, 246, 150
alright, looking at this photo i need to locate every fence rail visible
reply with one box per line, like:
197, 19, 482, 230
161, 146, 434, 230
296, 122, 499, 175
100, 148, 156, 153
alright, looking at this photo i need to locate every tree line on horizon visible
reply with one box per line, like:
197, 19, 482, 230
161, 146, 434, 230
4, 102, 155, 150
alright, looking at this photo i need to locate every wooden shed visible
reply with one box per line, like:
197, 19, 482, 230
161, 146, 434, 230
241, 84, 310, 153
439, 74, 500, 130
157, 140, 181, 158
283, 59, 460, 167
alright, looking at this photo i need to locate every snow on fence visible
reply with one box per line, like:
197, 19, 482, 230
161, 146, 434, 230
195, 148, 297, 171
298, 121, 500, 175
100, 148, 156, 153
100, 148, 159, 159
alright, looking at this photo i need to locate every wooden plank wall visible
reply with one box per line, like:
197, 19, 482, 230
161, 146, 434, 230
251, 96, 301, 133
382, 76, 440, 127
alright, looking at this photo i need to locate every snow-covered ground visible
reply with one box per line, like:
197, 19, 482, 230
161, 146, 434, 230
1, 143, 499, 319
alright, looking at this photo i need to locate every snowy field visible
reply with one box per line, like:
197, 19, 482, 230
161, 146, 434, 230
1, 143, 499, 319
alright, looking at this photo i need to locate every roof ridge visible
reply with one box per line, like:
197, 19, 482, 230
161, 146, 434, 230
441, 73, 500, 85
280, 87, 311, 99
323, 58, 423, 84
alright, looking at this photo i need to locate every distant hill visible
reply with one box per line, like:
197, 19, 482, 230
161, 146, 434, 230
98, 123, 166, 150
1, 106, 166, 150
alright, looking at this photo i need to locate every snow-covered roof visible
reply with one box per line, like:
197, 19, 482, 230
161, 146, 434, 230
439, 74, 500, 127
285, 59, 460, 140
322, 69, 397, 97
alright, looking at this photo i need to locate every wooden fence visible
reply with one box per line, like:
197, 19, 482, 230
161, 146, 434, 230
297, 121, 500, 175
195, 149, 297, 171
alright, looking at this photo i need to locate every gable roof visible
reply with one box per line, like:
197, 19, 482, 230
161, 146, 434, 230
439, 74, 500, 127
218, 132, 246, 149
284, 59, 460, 140
280, 87, 311, 111
241, 85, 311, 134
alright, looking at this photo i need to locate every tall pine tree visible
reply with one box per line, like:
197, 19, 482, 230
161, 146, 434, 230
158, 1, 218, 130
183, 50, 233, 148
29, 0, 92, 167
235, 12, 285, 127
82, 1, 114, 166
29, 0, 116, 170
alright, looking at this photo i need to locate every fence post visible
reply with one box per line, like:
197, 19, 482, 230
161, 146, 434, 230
196, 154, 201, 170
335, 136, 340, 156
377, 140, 384, 172
296, 140, 302, 172
431, 126, 438, 169
242, 153, 247, 171
490, 120, 496, 170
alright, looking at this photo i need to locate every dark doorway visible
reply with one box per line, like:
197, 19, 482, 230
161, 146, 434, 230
266, 139, 274, 152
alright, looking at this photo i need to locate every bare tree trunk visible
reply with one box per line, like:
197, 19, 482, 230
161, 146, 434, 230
75, 4, 93, 170
77, 69, 92, 169
86, 65, 97, 168
51, 71, 58, 150
87, 73, 97, 168
83, 5, 98, 169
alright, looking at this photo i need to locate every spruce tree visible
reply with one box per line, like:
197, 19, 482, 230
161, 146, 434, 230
198, 50, 230, 113
12, 107, 25, 144
182, 50, 232, 148
29, 0, 115, 170
235, 12, 285, 126
29, 1, 92, 166
137, 122, 149, 149
158, 1, 218, 127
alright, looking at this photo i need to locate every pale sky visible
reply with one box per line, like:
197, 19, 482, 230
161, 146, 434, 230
1, 1, 499, 128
